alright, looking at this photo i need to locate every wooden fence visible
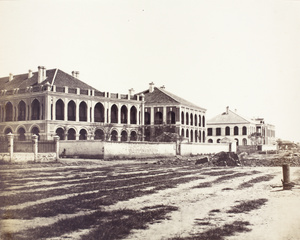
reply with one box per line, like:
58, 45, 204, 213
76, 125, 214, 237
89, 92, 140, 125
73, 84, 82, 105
14, 141, 33, 153
38, 141, 56, 153
0, 141, 8, 153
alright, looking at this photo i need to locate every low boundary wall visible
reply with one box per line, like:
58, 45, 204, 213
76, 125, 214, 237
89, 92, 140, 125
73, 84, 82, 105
58, 141, 233, 159
0, 152, 57, 162
104, 142, 176, 159
59, 140, 105, 159
262, 144, 277, 151
180, 143, 230, 156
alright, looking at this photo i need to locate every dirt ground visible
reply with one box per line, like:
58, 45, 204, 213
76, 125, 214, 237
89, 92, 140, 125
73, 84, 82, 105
0, 158, 300, 240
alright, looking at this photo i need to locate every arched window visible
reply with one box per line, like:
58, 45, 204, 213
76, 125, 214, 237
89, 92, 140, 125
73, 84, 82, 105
79, 102, 87, 121
5, 128, 13, 134
181, 128, 185, 137
186, 112, 189, 125
190, 130, 193, 142
121, 131, 128, 141
18, 101, 26, 121
111, 130, 118, 141
130, 106, 137, 124
31, 127, 40, 140
111, 105, 118, 123
199, 115, 201, 127
56, 128, 64, 140
202, 116, 205, 127
18, 128, 26, 141
79, 129, 87, 140
186, 129, 189, 138
67, 128, 76, 140
95, 129, 105, 140
225, 126, 230, 136
199, 131, 202, 143
202, 130, 205, 142
155, 112, 163, 124
5, 102, 13, 121
195, 115, 197, 126
31, 99, 40, 120
130, 131, 137, 141
242, 126, 247, 135
121, 105, 128, 124
144, 112, 150, 125
208, 139, 213, 143
68, 101, 76, 121
235, 138, 239, 146
234, 126, 239, 135
181, 112, 184, 124
56, 99, 64, 120
94, 103, 104, 122
190, 113, 193, 126
167, 111, 176, 124
217, 139, 221, 143
243, 138, 247, 145
195, 130, 198, 142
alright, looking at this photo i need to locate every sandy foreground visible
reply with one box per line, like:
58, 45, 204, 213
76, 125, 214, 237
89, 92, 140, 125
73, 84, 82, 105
0, 160, 300, 240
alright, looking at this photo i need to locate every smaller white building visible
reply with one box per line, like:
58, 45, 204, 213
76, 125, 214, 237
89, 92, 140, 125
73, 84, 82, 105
206, 107, 276, 146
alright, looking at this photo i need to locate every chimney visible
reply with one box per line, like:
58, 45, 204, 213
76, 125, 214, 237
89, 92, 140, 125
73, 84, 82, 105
160, 85, 165, 89
42, 67, 46, 80
9, 73, 13, 82
226, 106, 229, 114
38, 66, 43, 83
149, 82, 155, 93
72, 71, 80, 79
129, 88, 135, 96
28, 69, 33, 78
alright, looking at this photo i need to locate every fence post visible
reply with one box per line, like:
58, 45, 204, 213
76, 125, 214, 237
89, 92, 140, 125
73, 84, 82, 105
53, 136, 60, 162
7, 133, 14, 162
32, 134, 38, 162
282, 164, 292, 190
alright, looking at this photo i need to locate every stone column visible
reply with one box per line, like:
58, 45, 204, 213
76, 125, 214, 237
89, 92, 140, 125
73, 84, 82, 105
64, 98, 68, 121
32, 134, 38, 162
127, 104, 131, 125
53, 135, 60, 162
7, 133, 14, 162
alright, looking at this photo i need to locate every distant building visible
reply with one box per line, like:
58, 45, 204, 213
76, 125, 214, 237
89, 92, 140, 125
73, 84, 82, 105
140, 83, 206, 142
0, 66, 206, 142
206, 107, 275, 146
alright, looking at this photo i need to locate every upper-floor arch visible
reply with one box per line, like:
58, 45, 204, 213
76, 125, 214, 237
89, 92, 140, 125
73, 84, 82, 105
130, 106, 137, 124
18, 100, 26, 121
31, 99, 40, 120
111, 104, 118, 123
79, 101, 87, 122
56, 99, 64, 120
68, 100, 76, 121
121, 105, 128, 124
94, 102, 104, 122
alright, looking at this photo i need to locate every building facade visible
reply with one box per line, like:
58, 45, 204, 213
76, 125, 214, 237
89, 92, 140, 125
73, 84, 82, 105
0, 66, 206, 143
141, 83, 206, 142
206, 107, 276, 146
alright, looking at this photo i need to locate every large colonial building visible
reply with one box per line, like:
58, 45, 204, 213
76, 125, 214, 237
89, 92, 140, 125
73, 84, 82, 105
0, 66, 206, 143
206, 107, 276, 146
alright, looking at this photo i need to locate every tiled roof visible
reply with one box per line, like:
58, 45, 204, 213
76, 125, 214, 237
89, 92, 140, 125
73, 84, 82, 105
141, 87, 206, 110
207, 109, 251, 125
0, 68, 97, 91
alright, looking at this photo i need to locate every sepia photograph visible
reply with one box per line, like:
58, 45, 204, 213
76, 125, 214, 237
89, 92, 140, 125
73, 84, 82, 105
0, 1, 300, 239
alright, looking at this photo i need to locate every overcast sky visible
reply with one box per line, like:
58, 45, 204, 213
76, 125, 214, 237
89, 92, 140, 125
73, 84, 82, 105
0, 0, 299, 142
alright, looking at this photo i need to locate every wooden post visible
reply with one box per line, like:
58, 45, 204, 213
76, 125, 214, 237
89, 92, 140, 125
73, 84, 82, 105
282, 164, 292, 190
